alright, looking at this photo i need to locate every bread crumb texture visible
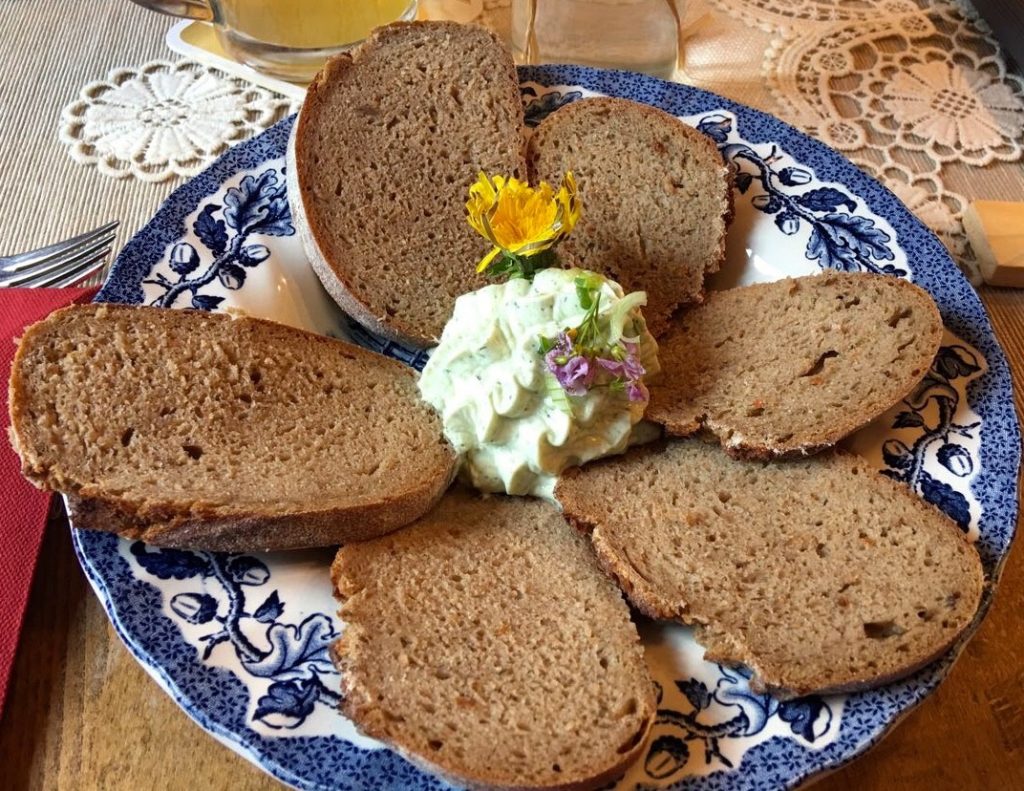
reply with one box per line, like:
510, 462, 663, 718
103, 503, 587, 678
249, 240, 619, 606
332, 490, 655, 790
295, 22, 526, 344
10, 305, 454, 520
528, 97, 732, 336
648, 272, 944, 457
557, 441, 983, 698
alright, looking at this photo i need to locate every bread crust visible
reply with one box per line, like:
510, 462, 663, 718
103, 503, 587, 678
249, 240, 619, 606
288, 57, 428, 347
574, 502, 982, 700
331, 631, 654, 791
63, 465, 455, 552
332, 647, 653, 791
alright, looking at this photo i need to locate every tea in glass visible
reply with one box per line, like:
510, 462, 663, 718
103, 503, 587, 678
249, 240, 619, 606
216, 0, 417, 80
128, 0, 418, 82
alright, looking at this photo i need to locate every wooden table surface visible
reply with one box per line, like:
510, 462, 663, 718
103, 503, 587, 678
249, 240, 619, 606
2, 289, 1024, 790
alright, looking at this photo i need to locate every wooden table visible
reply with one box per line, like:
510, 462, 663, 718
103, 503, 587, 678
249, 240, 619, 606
1, 291, 1022, 788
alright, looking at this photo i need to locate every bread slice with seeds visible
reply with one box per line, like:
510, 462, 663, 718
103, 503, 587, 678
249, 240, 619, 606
332, 489, 655, 790
288, 21, 527, 346
526, 97, 732, 336
8, 304, 456, 552
556, 440, 984, 698
647, 271, 943, 459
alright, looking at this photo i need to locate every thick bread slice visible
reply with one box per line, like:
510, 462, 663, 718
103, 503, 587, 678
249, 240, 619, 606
332, 489, 655, 791
556, 441, 984, 698
289, 21, 527, 347
9, 304, 456, 552
647, 272, 944, 459
526, 97, 732, 336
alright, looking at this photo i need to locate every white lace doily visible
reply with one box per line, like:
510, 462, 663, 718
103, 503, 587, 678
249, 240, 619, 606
705, 0, 1024, 281
60, 60, 292, 182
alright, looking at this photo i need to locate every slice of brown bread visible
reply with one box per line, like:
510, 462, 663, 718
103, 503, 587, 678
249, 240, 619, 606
647, 271, 944, 459
526, 97, 733, 336
556, 441, 984, 698
8, 304, 456, 552
332, 489, 655, 791
288, 21, 527, 347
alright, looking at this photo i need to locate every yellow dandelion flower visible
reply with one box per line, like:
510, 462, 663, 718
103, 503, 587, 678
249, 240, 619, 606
467, 171, 581, 274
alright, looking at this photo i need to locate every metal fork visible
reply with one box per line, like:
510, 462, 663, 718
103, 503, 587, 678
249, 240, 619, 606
0, 221, 118, 288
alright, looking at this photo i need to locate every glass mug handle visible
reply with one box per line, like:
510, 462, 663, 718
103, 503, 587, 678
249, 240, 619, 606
126, 0, 215, 22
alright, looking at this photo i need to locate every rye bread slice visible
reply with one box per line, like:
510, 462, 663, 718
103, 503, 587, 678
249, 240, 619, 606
526, 97, 732, 336
556, 441, 984, 698
8, 304, 456, 552
647, 271, 944, 459
288, 21, 527, 347
331, 489, 655, 791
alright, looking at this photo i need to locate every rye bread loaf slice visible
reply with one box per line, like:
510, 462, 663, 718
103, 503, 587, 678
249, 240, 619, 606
526, 97, 732, 336
332, 489, 655, 791
8, 304, 456, 552
647, 271, 944, 459
556, 441, 984, 698
288, 21, 527, 347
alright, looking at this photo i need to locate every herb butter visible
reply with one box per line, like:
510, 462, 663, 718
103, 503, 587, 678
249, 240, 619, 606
419, 268, 660, 499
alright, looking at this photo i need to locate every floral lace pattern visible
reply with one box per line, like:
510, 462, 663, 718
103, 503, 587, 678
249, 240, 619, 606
706, 0, 1024, 281
882, 62, 1024, 152
60, 60, 290, 182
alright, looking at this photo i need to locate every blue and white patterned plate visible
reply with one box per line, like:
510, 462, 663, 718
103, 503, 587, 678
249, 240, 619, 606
74, 66, 1019, 790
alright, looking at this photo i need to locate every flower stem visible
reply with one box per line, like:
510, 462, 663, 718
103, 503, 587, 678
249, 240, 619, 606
309, 672, 342, 707
209, 555, 264, 663
155, 234, 245, 308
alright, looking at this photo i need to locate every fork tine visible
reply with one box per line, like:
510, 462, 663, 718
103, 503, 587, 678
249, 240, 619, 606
51, 258, 108, 289
17, 247, 111, 289
0, 221, 119, 273
0, 236, 114, 288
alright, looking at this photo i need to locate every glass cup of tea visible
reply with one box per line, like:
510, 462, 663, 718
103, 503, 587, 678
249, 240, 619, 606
129, 0, 418, 82
510, 0, 683, 80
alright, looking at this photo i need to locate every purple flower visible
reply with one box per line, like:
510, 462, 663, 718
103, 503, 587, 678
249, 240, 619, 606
626, 380, 648, 402
597, 343, 644, 377
544, 331, 573, 361
548, 353, 595, 396
543, 335, 647, 401
597, 342, 647, 401
544, 332, 597, 395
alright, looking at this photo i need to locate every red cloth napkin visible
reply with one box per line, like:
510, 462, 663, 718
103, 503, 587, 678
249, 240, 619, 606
0, 286, 98, 715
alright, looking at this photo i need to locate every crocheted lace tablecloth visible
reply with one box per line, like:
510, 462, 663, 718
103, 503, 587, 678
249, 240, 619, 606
2, 0, 1021, 284
677, 0, 1024, 280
